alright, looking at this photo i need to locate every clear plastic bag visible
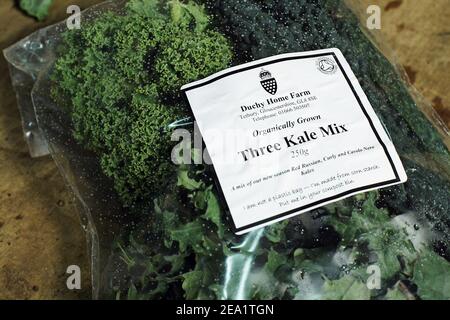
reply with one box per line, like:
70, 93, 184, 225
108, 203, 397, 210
4, 40, 50, 157
4, 0, 450, 300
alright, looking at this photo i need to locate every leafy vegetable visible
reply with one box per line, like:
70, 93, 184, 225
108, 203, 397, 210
384, 285, 409, 300
52, 0, 232, 207
19, 0, 53, 21
322, 275, 371, 300
49, 0, 450, 300
412, 251, 450, 300
328, 193, 417, 281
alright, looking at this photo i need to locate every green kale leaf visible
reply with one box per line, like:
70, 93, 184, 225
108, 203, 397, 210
321, 275, 371, 300
19, 0, 53, 21
412, 251, 450, 300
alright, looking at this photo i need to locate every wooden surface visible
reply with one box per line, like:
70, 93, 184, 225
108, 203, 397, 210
353, 0, 450, 131
0, 0, 449, 299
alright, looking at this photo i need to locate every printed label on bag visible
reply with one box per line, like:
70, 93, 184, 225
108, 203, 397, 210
182, 49, 407, 235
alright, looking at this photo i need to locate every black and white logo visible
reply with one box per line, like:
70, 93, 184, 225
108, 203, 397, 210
259, 69, 277, 95
316, 57, 337, 74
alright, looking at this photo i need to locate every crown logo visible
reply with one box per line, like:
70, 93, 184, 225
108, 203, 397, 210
259, 69, 277, 95
259, 69, 272, 80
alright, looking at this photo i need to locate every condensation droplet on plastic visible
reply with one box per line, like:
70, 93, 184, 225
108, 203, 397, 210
23, 40, 43, 51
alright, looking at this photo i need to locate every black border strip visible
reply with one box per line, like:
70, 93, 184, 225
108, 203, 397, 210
182, 52, 401, 233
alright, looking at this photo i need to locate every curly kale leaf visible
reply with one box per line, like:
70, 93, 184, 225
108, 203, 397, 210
52, 0, 232, 207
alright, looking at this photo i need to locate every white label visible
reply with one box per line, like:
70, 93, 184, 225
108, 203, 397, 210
182, 49, 407, 235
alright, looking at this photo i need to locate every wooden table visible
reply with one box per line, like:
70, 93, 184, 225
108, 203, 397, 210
0, 0, 449, 299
